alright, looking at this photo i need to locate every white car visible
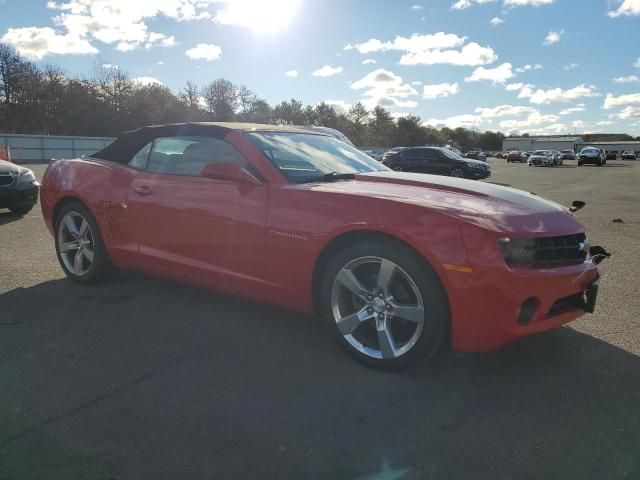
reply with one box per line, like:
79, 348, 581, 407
528, 150, 555, 167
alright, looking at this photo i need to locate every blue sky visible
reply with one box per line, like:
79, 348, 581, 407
2, 0, 640, 135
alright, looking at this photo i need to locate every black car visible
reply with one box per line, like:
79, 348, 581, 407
560, 149, 576, 160
381, 147, 407, 163
578, 147, 605, 166
464, 150, 487, 162
0, 160, 39, 215
382, 146, 491, 179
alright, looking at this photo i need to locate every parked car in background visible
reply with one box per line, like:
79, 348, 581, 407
381, 147, 407, 163
0, 160, 39, 215
41, 122, 602, 369
622, 150, 637, 160
605, 150, 618, 160
506, 151, 527, 163
464, 149, 487, 162
578, 147, 606, 166
524, 151, 533, 158
382, 146, 491, 179
362, 149, 384, 161
528, 150, 554, 167
304, 126, 355, 147
560, 149, 576, 160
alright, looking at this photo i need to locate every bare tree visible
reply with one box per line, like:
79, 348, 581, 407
201, 78, 238, 121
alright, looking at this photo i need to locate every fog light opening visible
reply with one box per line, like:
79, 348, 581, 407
517, 297, 539, 326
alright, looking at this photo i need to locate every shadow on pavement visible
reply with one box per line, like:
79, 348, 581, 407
0, 211, 25, 226
1, 274, 639, 479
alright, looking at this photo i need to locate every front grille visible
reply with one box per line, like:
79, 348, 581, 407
532, 233, 588, 267
0, 174, 14, 187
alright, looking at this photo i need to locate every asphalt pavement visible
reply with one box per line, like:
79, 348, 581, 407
1, 160, 639, 480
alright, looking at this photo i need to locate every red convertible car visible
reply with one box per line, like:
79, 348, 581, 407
41, 123, 602, 369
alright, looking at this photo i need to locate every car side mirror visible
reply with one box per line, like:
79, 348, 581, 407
201, 162, 259, 184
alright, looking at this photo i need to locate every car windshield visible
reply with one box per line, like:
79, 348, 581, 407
582, 148, 598, 153
534, 150, 549, 155
245, 132, 389, 182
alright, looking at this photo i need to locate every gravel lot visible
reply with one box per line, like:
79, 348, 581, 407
1, 160, 639, 480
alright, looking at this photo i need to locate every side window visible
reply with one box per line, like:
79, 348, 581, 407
146, 136, 247, 176
128, 141, 152, 169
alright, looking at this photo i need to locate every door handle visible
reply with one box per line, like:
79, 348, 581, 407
133, 185, 153, 197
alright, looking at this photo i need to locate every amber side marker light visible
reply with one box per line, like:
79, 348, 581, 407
442, 264, 473, 273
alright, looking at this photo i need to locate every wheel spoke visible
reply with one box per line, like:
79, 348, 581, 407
336, 308, 371, 335
377, 259, 396, 292
60, 241, 79, 253
391, 304, 424, 323
377, 327, 397, 359
83, 246, 94, 262
336, 268, 368, 298
73, 250, 84, 275
64, 215, 80, 238
79, 219, 89, 238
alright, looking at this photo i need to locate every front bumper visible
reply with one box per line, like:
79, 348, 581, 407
447, 260, 600, 352
0, 183, 39, 209
579, 156, 600, 164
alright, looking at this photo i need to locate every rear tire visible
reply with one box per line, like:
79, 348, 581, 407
54, 201, 113, 284
320, 238, 449, 370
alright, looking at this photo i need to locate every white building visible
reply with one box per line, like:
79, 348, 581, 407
502, 136, 583, 152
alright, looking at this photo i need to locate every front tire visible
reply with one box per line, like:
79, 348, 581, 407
320, 239, 449, 369
54, 201, 112, 284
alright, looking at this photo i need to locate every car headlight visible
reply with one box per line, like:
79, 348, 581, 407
18, 170, 36, 186
498, 238, 536, 265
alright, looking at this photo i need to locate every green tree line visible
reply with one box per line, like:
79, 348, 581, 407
0, 42, 511, 150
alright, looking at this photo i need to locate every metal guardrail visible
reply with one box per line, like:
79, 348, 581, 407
0, 133, 114, 164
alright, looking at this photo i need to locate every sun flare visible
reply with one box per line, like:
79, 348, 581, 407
215, 0, 303, 34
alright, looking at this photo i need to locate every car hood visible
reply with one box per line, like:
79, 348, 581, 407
301, 171, 580, 234
0, 159, 24, 174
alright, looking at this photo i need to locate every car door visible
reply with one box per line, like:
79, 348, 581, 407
126, 135, 269, 291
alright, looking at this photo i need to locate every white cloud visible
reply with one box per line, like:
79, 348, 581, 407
362, 59, 377, 65
619, 106, 640, 119
351, 68, 419, 109
347, 33, 497, 67
499, 111, 560, 129
635, 58, 640, 68
0, 26, 97, 59
101, 63, 119, 69
285, 69, 299, 77
324, 100, 351, 114
490, 16, 504, 25
452, 0, 496, 9
465, 62, 514, 83
559, 105, 586, 115
312, 65, 343, 77
185, 43, 222, 61
410, 4, 423, 10
603, 92, 640, 109
504, 0, 554, 6
608, 0, 640, 17
505, 82, 525, 91
2, 0, 216, 58
571, 120, 586, 128
519, 84, 599, 104
426, 114, 483, 129
422, 82, 459, 99
411, 81, 423, 86
543, 30, 563, 45
474, 104, 536, 117
133, 76, 163, 86
597, 120, 614, 126
515, 63, 543, 73
563, 62, 579, 70
613, 75, 640, 84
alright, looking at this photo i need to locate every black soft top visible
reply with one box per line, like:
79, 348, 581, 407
92, 122, 323, 164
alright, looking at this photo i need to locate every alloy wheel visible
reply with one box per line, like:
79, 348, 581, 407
450, 168, 464, 178
330, 256, 425, 360
58, 211, 95, 276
